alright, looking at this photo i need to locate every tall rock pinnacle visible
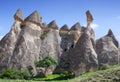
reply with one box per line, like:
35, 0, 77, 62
14, 9, 24, 22
86, 10, 93, 27
24, 10, 42, 26
69, 28, 98, 76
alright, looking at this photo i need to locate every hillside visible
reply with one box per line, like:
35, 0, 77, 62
71, 64, 120, 82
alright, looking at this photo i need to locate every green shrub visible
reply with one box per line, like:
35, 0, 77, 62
0, 69, 20, 79
60, 71, 74, 79
20, 70, 31, 80
40, 32, 47, 40
35, 55, 58, 76
35, 56, 58, 68
100, 64, 110, 70
0, 69, 31, 80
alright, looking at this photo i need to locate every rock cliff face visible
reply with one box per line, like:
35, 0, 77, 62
0, 9, 119, 77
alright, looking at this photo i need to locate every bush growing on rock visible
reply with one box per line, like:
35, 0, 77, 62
35, 55, 58, 76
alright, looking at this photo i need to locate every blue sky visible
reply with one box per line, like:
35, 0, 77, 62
0, 0, 120, 42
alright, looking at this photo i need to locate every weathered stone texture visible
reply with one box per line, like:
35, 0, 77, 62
69, 28, 98, 76
60, 24, 69, 31
95, 29, 119, 66
70, 22, 81, 31
0, 10, 119, 77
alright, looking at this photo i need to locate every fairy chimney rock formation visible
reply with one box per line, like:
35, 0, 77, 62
14, 9, 24, 22
60, 24, 69, 31
86, 10, 93, 27
70, 22, 81, 31
48, 20, 59, 30
0, 9, 120, 77
106, 29, 119, 48
24, 10, 42, 27
95, 29, 119, 66
70, 28, 98, 76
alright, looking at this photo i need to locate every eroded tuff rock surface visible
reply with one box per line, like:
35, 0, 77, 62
69, 28, 98, 76
95, 29, 119, 66
60, 24, 69, 31
47, 20, 59, 30
70, 22, 81, 31
0, 9, 119, 77
0, 9, 23, 72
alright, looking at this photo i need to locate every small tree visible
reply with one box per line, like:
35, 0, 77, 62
35, 56, 58, 76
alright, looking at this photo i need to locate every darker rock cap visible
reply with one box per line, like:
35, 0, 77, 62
48, 20, 58, 30
24, 10, 42, 26
60, 24, 69, 31
14, 9, 24, 22
107, 29, 114, 37
70, 22, 81, 31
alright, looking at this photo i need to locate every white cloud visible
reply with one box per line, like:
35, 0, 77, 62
91, 23, 99, 29
0, 36, 3, 40
83, 23, 99, 29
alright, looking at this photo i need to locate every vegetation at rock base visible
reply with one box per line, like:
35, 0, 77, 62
35, 55, 58, 76
32, 64, 120, 81
0, 64, 120, 82
0, 69, 31, 80
99, 63, 110, 70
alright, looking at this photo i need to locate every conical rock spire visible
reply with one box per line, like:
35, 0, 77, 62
106, 29, 119, 48
60, 24, 69, 31
69, 28, 98, 76
95, 29, 119, 66
48, 20, 58, 29
107, 29, 114, 37
14, 9, 24, 22
24, 10, 42, 26
70, 22, 81, 31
